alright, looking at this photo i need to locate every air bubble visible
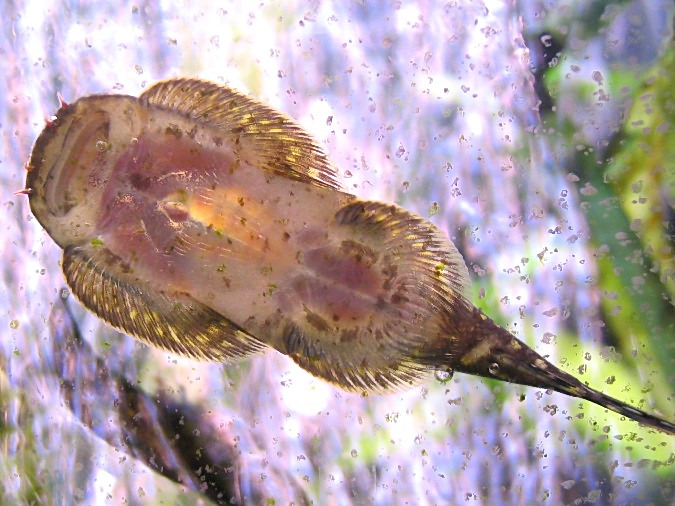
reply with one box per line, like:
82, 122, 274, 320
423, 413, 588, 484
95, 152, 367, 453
434, 368, 454, 383
488, 363, 500, 375
95, 140, 108, 152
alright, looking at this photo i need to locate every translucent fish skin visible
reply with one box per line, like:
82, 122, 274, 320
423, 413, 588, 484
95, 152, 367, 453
27, 79, 472, 391
27, 79, 674, 434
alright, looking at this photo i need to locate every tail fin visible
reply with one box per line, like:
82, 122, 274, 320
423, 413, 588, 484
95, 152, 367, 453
453, 308, 675, 435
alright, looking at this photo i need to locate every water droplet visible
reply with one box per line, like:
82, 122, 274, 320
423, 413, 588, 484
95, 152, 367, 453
350, 449, 358, 458
130, 137, 139, 146
95, 140, 108, 152
434, 368, 454, 383
488, 363, 500, 375
9, 320, 19, 329
561, 479, 576, 490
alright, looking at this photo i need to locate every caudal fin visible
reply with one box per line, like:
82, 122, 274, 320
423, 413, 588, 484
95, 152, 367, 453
498, 348, 675, 435
453, 308, 674, 435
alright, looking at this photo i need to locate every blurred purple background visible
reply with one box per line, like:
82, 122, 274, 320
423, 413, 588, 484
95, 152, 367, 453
1, 1, 673, 504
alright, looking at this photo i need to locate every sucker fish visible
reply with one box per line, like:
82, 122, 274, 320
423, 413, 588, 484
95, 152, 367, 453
25, 78, 674, 435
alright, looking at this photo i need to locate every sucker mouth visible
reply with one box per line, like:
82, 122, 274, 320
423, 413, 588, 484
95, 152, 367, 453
47, 112, 110, 217
28, 106, 110, 220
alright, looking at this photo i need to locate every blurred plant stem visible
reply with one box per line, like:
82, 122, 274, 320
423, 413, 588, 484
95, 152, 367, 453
568, 47, 674, 416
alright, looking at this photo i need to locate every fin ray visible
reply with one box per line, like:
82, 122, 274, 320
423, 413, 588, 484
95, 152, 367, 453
283, 322, 429, 393
280, 200, 473, 393
335, 200, 471, 303
139, 78, 343, 191
62, 244, 266, 361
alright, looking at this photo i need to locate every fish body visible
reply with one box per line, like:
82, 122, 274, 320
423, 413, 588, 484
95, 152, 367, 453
27, 78, 674, 433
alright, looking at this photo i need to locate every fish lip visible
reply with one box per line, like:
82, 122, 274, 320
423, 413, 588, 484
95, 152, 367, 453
25, 96, 122, 248
26, 103, 74, 193
26, 102, 80, 246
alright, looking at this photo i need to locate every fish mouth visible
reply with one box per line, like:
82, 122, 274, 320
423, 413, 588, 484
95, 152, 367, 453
26, 95, 133, 248
45, 111, 110, 216
29, 105, 110, 218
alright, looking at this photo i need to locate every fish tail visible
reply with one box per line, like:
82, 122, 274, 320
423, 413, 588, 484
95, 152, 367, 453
453, 308, 675, 435
499, 348, 675, 435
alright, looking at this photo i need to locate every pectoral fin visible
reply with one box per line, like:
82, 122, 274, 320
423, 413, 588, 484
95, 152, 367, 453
139, 78, 343, 191
62, 244, 266, 361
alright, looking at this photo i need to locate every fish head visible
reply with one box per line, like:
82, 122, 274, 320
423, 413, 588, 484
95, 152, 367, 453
26, 94, 144, 248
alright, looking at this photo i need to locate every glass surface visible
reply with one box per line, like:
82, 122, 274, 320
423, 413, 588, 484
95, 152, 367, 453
1, 1, 673, 504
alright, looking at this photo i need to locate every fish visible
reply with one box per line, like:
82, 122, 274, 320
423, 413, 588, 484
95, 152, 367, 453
25, 78, 674, 435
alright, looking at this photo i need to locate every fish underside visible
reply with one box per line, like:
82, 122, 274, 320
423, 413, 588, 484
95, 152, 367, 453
26, 78, 674, 435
